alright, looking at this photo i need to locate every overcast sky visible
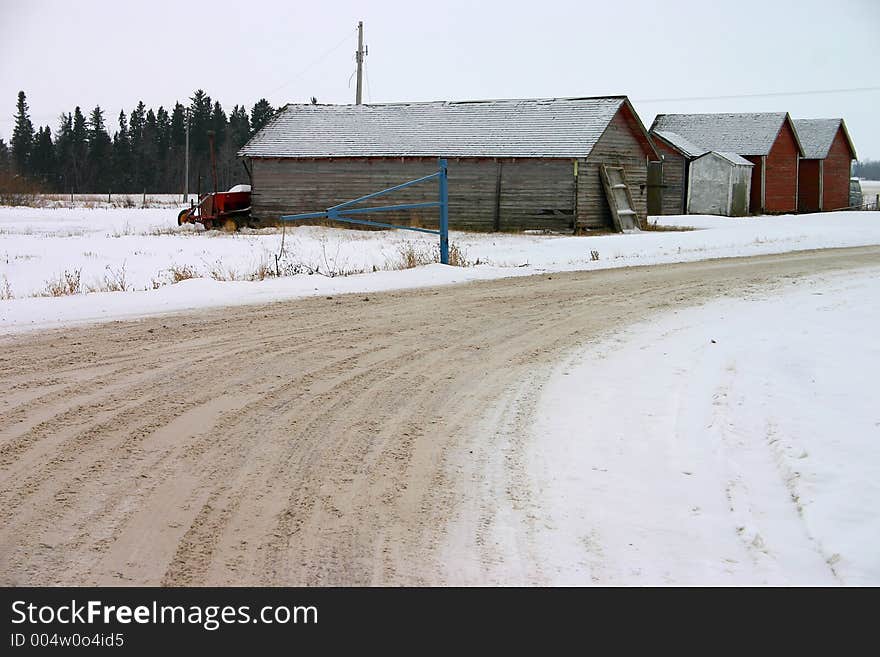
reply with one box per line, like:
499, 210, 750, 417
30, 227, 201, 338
2, 0, 878, 158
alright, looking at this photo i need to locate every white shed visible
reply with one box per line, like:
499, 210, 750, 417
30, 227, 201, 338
687, 151, 753, 216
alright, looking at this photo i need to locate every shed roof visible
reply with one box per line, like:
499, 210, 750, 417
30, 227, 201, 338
652, 130, 708, 158
239, 96, 656, 159
793, 118, 857, 160
695, 151, 755, 167
650, 112, 803, 157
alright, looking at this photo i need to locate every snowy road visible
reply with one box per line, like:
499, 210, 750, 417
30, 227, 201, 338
0, 246, 878, 585
445, 263, 880, 585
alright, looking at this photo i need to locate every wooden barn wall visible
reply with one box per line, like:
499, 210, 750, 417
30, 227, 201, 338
249, 156, 578, 232
797, 159, 821, 212
653, 139, 686, 215
581, 108, 650, 230
764, 121, 799, 213
823, 128, 854, 210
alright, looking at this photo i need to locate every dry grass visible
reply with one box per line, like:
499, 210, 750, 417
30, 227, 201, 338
168, 264, 198, 283
86, 263, 129, 293
42, 269, 82, 297
641, 220, 696, 232
389, 241, 472, 269
1, 275, 13, 300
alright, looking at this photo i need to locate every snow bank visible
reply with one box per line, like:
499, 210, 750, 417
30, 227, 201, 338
522, 268, 880, 585
1, 206, 880, 333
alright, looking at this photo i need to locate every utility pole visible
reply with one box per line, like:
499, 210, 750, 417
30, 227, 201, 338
184, 107, 190, 202
355, 20, 365, 105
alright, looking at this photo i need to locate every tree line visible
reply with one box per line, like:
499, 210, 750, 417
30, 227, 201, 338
0, 90, 281, 194
853, 160, 880, 181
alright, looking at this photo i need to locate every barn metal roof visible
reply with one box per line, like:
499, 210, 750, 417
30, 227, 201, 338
239, 96, 648, 159
793, 118, 857, 159
651, 112, 803, 157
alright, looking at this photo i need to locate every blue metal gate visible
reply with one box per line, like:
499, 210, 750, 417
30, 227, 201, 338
280, 158, 450, 264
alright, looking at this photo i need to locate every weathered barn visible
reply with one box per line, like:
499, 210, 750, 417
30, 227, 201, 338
650, 113, 804, 214
793, 118, 857, 212
238, 96, 659, 232
649, 131, 753, 216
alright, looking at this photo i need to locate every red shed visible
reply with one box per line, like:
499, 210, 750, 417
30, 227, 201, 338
650, 112, 805, 214
793, 119, 857, 212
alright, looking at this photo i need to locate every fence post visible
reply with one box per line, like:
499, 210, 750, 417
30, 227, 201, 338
438, 158, 449, 265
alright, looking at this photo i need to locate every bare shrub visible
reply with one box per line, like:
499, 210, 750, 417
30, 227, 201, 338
393, 242, 435, 269
249, 253, 275, 281
42, 269, 82, 296
590, 250, 600, 261
0, 172, 46, 206
388, 241, 472, 269
168, 263, 198, 283
1, 275, 13, 300
110, 222, 136, 238
447, 243, 471, 267
88, 262, 128, 292
205, 259, 243, 281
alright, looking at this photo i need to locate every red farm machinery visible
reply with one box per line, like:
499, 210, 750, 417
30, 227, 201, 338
177, 130, 252, 231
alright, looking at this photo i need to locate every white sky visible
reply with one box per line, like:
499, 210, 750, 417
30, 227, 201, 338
1, 0, 878, 158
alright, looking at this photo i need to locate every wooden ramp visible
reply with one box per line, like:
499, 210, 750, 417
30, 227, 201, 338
600, 165, 642, 233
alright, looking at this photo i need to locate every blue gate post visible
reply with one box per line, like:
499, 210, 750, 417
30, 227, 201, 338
438, 158, 449, 265
281, 160, 451, 264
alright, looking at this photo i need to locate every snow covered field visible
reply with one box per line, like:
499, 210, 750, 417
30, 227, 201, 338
520, 269, 880, 585
1, 205, 879, 332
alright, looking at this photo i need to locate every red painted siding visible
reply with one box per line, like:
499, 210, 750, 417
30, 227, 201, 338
823, 128, 855, 210
764, 120, 799, 213
745, 155, 762, 213
798, 159, 821, 212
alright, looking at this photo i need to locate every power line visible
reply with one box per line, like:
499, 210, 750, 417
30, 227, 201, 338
266, 28, 357, 99
364, 56, 373, 103
634, 86, 880, 103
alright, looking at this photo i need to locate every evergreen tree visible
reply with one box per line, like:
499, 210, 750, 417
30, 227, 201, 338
168, 102, 187, 194
87, 106, 112, 191
0, 138, 10, 177
30, 126, 56, 186
6, 90, 287, 192
54, 112, 73, 193
112, 110, 132, 192
228, 105, 251, 150
155, 106, 171, 190
141, 108, 159, 190
11, 90, 35, 176
250, 98, 275, 135
189, 90, 213, 192
69, 107, 88, 192
211, 101, 227, 149
128, 101, 147, 189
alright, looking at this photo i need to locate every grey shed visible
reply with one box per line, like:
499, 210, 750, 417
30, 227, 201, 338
687, 151, 753, 216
